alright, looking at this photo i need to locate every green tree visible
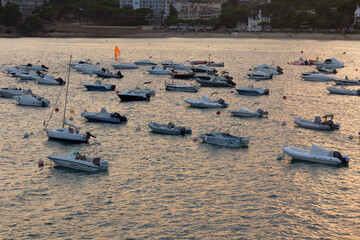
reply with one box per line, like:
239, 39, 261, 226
2, 3, 21, 26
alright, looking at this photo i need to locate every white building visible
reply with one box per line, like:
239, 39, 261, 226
119, 0, 170, 22
247, 9, 270, 32
1, 0, 47, 15
354, 4, 360, 24
176, 3, 221, 20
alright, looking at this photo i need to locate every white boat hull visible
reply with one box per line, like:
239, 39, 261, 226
326, 86, 360, 96
46, 128, 89, 142
283, 145, 349, 165
47, 155, 108, 171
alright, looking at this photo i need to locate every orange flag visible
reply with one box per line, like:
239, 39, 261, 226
115, 46, 120, 59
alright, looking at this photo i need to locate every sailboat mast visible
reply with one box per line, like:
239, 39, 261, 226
62, 55, 72, 128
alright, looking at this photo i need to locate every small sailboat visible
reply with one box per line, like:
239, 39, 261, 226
45, 56, 96, 142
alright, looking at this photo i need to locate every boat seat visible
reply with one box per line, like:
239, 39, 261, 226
76, 155, 87, 160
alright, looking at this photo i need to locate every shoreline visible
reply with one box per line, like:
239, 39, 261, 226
0, 31, 358, 41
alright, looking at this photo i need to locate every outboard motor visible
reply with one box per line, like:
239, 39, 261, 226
56, 78, 65, 85
110, 85, 116, 90
117, 71, 123, 78
145, 94, 151, 101
333, 151, 349, 164
356, 89, 360, 95
264, 89, 270, 95
327, 120, 339, 130
276, 66, 283, 74
257, 108, 268, 117
180, 127, 186, 136
101, 68, 106, 72
41, 64, 49, 70
218, 98, 225, 106
86, 131, 96, 139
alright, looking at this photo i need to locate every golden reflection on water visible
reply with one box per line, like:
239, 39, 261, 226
0, 38, 359, 239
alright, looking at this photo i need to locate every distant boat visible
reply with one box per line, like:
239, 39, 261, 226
45, 56, 95, 142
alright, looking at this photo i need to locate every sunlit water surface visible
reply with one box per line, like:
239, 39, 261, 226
0, 38, 359, 239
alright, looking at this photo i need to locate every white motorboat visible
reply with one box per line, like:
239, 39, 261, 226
5, 66, 23, 74
19, 63, 48, 71
83, 80, 116, 91
191, 65, 217, 73
0, 87, 27, 98
94, 68, 123, 78
46, 124, 93, 142
235, 86, 269, 96
15, 71, 41, 80
81, 107, 127, 123
230, 106, 268, 117
13, 89, 50, 107
316, 67, 337, 74
47, 142, 109, 171
254, 64, 283, 75
134, 60, 157, 65
247, 70, 273, 80
148, 122, 192, 135
199, 124, 249, 148
45, 57, 95, 143
69, 60, 92, 67
172, 63, 191, 71
165, 82, 198, 92
196, 75, 236, 87
74, 64, 100, 74
313, 58, 344, 69
283, 144, 349, 165
326, 86, 360, 95
301, 72, 334, 82
162, 62, 191, 71
117, 89, 152, 101
185, 93, 228, 108
333, 78, 360, 86
147, 66, 172, 75
36, 74, 65, 85
112, 63, 138, 69
294, 114, 339, 130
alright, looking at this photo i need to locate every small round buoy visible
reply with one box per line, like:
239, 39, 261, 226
254, 48, 256, 50
116, 90, 120, 93
230, 90, 234, 93
216, 110, 221, 115
38, 159, 44, 166
24, 132, 30, 138
136, 125, 141, 131
343, 52, 346, 54
281, 121, 286, 126
69, 109, 74, 114
55, 107, 59, 112
287, 62, 289, 64
110, 98, 114, 101
69, 116, 73, 121
301, 50, 303, 53
277, 154, 282, 160
283, 96, 287, 99
192, 137, 198, 141
349, 135, 353, 139
356, 69, 358, 71
249, 68, 252, 71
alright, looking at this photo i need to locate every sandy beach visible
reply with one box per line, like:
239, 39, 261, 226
0, 23, 358, 40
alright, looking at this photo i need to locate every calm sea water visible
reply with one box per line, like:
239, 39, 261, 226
0, 37, 359, 239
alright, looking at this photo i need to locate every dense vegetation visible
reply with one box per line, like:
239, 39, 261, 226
1, 0, 360, 34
